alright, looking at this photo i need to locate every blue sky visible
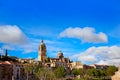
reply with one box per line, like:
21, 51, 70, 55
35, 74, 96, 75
0, 0, 120, 65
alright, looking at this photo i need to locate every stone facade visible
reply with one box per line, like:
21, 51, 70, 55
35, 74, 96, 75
0, 61, 26, 80
38, 40, 47, 62
13, 64, 25, 80
0, 61, 13, 80
70, 61, 83, 69
89, 64, 109, 69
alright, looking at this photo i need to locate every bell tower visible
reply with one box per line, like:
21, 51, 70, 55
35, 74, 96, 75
38, 40, 47, 62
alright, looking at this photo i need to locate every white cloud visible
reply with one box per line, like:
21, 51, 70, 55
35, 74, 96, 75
71, 46, 120, 66
96, 59, 120, 66
59, 27, 108, 43
21, 41, 39, 53
0, 25, 28, 45
0, 25, 35, 54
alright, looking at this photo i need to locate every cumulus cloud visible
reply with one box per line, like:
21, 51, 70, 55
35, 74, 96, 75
96, 59, 120, 66
71, 46, 120, 66
59, 27, 108, 43
0, 25, 28, 45
21, 41, 39, 53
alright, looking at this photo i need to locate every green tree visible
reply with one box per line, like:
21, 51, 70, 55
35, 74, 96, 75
72, 69, 79, 76
86, 68, 101, 78
35, 66, 56, 80
92, 69, 100, 77
107, 66, 117, 76
54, 66, 66, 78
78, 68, 84, 77
86, 69, 94, 76
100, 69, 107, 76
72, 68, 84, 77
24, 63, 36, 80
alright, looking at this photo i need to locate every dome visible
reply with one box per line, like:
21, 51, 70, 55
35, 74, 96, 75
58, 51, 64, 58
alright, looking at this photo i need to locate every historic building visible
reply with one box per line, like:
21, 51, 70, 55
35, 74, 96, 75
89, 64, 109, 69
0, 61, 13, 80
13, 63, 26, 80
37, 40, 71, 74
38, 40, 47, 62
70, 61, 83, 69
47, 51, 71, 74
49, 51, 70, 63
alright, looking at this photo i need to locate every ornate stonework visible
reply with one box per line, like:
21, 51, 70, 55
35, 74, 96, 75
38, 40, 47, 62
112, 65, 120, 80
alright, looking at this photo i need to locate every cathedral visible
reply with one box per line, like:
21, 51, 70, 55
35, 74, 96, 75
38, 40, 70, 63
38, 40, 71, 74
38, 40, 47, 62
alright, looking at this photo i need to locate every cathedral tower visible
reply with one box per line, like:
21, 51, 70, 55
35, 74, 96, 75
38, 40, 47, 62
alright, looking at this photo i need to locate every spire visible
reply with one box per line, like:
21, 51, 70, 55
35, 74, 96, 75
40, 40, 45, 45
5, 49, 8, 57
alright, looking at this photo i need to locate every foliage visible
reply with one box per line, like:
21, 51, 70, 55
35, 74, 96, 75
84, 67, 116, 79
86, 69, 101, 77
72, 68, 84, 77
35, 67, 56, 80
72, 69, 79, 76
54, 66, 66, 78
24, 63, 37, 80
86, 69, 94, 76
23, 63, 117, 80
100, 69, 107, 76
24, 63, 36, 74
107, 66, 117, 76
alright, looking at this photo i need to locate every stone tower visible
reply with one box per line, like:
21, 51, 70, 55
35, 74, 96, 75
38, 40, 47, 62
